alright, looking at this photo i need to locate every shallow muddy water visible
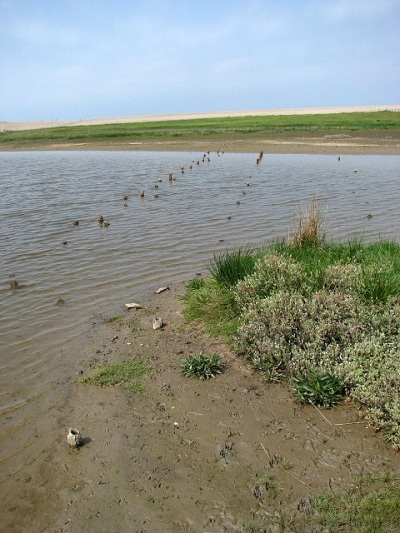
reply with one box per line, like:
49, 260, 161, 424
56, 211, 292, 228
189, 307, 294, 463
0, 150, 399, 485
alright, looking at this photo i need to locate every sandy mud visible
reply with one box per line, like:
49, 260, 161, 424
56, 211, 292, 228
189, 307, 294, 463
3, 283, 399, 532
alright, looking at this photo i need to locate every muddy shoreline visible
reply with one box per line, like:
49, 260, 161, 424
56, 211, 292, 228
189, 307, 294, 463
1, 130, 400, 156
3, 282, 400, 532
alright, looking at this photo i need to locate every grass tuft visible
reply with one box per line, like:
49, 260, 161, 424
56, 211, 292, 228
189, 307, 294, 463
183, 278, 239, 338
292, 371, 343, 408
291, 196, 325, 248
209, 248, 259, 287
180, 353, 225, 380
185, 277, 205, 292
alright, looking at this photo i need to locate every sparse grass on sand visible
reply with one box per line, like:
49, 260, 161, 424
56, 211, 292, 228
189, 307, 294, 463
311, 471, 400, 533
80, 360, 151, 393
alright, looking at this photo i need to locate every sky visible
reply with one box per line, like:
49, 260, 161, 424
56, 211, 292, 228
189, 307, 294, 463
1, 0, 399, 122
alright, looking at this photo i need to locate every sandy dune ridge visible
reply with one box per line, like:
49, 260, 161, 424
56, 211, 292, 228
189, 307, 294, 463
2, 105, 399, 131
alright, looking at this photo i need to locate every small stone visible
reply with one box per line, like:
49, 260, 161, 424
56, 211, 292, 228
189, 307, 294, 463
67, 428, 82, 449
152, 318, 163, 330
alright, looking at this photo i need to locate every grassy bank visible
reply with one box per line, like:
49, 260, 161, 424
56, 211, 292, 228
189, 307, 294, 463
183, 203, 400, 529
185, 200, 400, 430
1, 111, 399, 146
184, 238, 400, 447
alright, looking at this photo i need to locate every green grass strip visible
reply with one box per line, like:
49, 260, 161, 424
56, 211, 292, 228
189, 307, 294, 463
1, 111, 399, 145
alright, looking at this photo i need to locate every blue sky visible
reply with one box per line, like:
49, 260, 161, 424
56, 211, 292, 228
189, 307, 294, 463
1, 0, 399, 121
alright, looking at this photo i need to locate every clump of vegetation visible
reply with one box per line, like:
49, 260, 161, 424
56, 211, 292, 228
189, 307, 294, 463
291, 196, 325, 247
310, 471, 400, 532
180, 353, 225, 380
184, 198, 400, 448
208, 248, 259, 287
235, 253, 308, 308
292, 371, 343, 408
183, 278, 238, 337
185, 277, 205, 292
80, 360, 151, 392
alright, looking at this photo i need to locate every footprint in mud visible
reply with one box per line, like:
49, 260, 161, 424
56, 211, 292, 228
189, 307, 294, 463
216, 441, 235, 464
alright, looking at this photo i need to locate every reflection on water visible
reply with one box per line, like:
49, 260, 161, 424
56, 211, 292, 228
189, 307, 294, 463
0, 150, 399, 478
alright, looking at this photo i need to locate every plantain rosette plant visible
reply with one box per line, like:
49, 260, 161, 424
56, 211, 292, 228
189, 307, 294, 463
292, 371, 343, 408
180, 353, 225, 380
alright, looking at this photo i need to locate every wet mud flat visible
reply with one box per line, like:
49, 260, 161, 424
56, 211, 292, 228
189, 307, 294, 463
1, 130, 400, 155
3, 282, 399, 532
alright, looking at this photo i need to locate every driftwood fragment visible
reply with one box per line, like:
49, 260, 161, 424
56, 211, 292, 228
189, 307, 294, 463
154, 286, 170, 294
125, 302, 144, 310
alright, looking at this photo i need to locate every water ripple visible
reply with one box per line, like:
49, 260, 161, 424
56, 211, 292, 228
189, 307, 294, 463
0, 150, 399, 475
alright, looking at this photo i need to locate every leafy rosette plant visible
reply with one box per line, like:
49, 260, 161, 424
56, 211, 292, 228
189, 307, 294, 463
180, 353, 225, 380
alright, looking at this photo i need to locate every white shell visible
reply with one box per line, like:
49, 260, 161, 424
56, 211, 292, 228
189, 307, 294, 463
152, 317, 163, 330
125, 302, 143, 309
67, 428, 82, 449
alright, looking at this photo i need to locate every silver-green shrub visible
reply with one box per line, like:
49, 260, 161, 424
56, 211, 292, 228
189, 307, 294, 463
337, 340, 400, 448
323, 262, 365, 294
235, 252, 400, 447
235, 254, 307, 309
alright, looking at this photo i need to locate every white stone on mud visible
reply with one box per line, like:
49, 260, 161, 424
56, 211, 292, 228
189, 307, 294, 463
152, 317, 163, 330
67, 428, 82, 449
